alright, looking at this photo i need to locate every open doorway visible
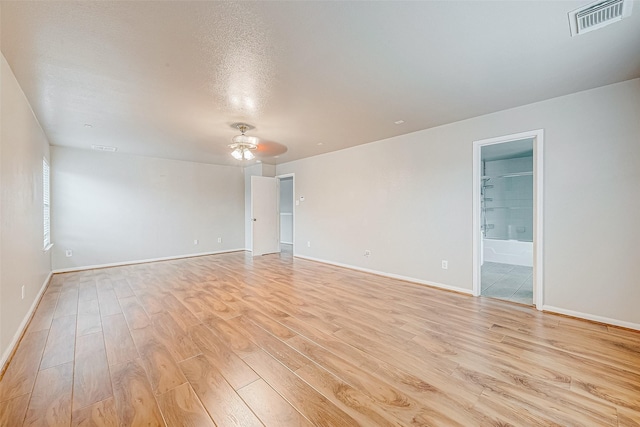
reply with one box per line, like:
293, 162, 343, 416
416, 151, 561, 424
277, 174, 294, 255
473, 130, 544, 309
250, 173, 295, 257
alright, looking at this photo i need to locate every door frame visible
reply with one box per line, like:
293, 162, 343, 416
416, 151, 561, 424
472, 129, 544, 309
276, 173, 295, 255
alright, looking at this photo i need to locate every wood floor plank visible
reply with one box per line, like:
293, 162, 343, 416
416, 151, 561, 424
40, 314, 77, 370
243, 350, 359, 426
0, 393, 30, 426
618, 407, 640, 427
110, 358, 165, 427
288, 333, 491, 426
78, 280, 98, 301
98, 288, 122, 317
96, 278, 114, 292
189, 323, 259, 390
119, 296, 152, 330
333, 326, 457, 377
179, 354, 263, 427
0, 330, 48, 402
54, 287, 79, 319
203, 315, 260, 358
500, 334, 640, 412
491, 323, 640, 376
112, 278, 135, 299
24, 362, 74, 426
238, 379, 312, 427
166, 307, 201, 334
227, 315, 309, 370
77, 298, 102, 336
135, 291, 166, 317
27, 292, 59, 333
73, 332, 113, 411
71, 397, 118, 427
411, 324, 573, 390
454, 365, 618, 426
151, 312, 201, 362
157, 382, 215, 427
294, 362, 401, 426
102, 313, 139, 366
130, 325, 187, 395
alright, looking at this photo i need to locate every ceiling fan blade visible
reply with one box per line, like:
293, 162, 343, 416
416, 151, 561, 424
255, 140, 288, 157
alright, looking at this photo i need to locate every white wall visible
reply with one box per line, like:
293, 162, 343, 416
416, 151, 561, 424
277, 78, 640, 327
0, 54, 52, 362
51, 147, 245, 270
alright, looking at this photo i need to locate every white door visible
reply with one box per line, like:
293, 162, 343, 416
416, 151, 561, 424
251, 176, 280, 256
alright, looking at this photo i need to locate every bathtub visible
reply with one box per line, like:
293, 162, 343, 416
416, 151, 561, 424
483, 238, 533, 267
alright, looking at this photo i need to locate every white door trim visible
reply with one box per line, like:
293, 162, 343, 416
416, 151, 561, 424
276, 173, 295, 255
472, 129, 544, 310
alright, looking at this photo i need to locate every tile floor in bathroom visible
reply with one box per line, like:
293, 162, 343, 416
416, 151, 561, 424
481, 261, 533, 305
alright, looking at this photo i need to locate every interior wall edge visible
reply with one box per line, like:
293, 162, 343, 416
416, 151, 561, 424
0, 271, 52, 374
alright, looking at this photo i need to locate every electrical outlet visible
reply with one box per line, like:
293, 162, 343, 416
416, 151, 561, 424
194, 239, 198, 245
217, 237, 222, 243
65, 250, 73, 257
21, 285, 25, 300
364, 250, 371, 257
307, 241, 311, 248
441, 260, 448, 270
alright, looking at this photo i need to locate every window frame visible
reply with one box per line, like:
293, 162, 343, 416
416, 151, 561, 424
43, 157, 52, 251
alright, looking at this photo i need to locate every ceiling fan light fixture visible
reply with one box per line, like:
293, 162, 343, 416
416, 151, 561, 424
231, 147, 243, 160
228, 123, 258, 161
232, 134, 258, 147
243, 149, 255, 160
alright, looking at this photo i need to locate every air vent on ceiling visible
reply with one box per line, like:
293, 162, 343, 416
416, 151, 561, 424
91, 145, 118, 152
569, 0, 633, 36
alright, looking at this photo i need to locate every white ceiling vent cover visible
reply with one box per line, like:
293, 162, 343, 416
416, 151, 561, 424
569, 0, 634, 36
91, 145, 118, 152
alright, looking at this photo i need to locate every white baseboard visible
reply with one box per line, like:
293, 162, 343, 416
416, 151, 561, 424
52, 248, 246, 273
542, 305, 640, 331
294, 254, 473, 295
1, 271, 52, 372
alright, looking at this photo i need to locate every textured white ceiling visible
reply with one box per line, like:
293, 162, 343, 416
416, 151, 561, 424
2, 1, 639, 166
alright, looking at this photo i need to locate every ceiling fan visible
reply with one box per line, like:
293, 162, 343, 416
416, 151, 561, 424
228, 123, 258, 160
227, 123, 288, 161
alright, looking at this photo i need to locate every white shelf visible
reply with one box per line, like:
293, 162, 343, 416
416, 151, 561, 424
499, 171, 533, 178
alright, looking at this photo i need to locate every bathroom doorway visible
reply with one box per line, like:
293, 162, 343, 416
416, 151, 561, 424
473, 130, 544, 308
278, 174, 294, 255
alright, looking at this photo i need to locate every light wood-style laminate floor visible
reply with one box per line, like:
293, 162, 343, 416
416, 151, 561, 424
1, 251, 639, 426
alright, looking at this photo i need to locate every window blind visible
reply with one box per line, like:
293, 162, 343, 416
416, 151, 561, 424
43, 158, 50, 249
